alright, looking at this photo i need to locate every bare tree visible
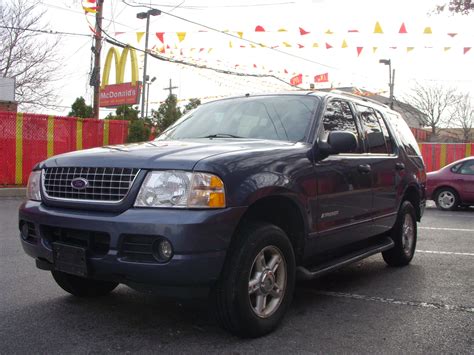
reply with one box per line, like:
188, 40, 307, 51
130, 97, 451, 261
436, 0, 473, 14
0, 0, 62, 110
404, 82, 459, 139
453, 94, 474, 142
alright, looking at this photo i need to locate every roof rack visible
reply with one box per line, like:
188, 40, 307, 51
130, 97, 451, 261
328, 89, 390, 108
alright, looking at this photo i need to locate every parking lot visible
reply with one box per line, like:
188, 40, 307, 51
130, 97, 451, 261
1, 197, 472, 354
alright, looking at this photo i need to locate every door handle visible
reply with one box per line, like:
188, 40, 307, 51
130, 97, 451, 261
395, 163, 405, 171
358, 164, 371, 173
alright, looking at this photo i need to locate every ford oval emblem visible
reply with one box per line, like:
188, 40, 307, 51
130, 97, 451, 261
71, 177, 89, 190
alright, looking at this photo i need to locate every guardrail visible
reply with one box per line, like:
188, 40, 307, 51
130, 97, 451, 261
0, 112, 129, 185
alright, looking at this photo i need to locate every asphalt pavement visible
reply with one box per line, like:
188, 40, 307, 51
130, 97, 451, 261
1, 198, 472, 354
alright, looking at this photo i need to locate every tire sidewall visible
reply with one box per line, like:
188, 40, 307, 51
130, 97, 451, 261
435, 188, 458, 211
392, 201, 417, 263
227, 223, 296, 337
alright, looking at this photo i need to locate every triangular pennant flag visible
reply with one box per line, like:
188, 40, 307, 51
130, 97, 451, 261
177, 32, 186, 42
166, 45, 170, 49
159, 46, 165, 53
83, 6, 97, 13
325, 42, 332, 49
357, 47, 363, 56
390, 46, 397, 49
448, 33, 458, 37
136, 32, 145, 43
372, 47, 378, 53
298, 44, 304, 48
278, 28, 287, 32
423, 27, 432, 34
250, 44, 256, 48
284, 69, 288, 74
208, 48, 213, 53
237, 31, 243, 39
464, 47, 472, 54
259, 43, 266, 47
325, 29, 334, 34
399, 23, 407, 34
374, 21, 383, 34
199, 48, 205, 52
299, 27, 310, 35
255, 26, 265, 32
229, 41, 233, 48
114, 31, 125, 36
283, 42, 292, 47
253, 64, 257, 68
156, 32, 165, 43
407, 47, 414, 52
240, 45, 246, 48
342, 39, 348, 48
348, 29, 359, 33
444, 47, 451, 52
313, 42, 319, 48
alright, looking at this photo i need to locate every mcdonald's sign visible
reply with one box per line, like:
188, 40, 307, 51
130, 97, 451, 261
99, 47, 142, 107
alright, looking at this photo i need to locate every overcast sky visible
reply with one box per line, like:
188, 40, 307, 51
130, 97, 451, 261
33, 0, 474, 116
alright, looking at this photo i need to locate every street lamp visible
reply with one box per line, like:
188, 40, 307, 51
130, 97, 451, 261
379, 59, 395, 109
146, 76, 156, 119
137, 8, 161, 119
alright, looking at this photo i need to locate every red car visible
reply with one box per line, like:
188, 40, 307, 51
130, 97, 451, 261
427, 157, 474, 210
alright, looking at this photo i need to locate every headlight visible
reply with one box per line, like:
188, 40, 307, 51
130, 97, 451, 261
27, 170, 42, 201
134, 171, 226, 208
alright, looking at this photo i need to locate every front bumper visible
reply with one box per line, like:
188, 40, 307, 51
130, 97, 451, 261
19, 200, 246, 290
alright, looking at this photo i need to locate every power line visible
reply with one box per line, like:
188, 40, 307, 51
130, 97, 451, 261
121, 0, 338, 70
0, 25, 92, 37
131, 1, 296, 9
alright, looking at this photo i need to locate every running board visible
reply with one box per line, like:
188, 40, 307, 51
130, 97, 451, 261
297, 237, 394, 280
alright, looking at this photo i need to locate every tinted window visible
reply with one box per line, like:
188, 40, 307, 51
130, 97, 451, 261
158, 96, 319, 142
450, 163, 463, 173
386, 112, 421, 156
459, 160, 474, 175
356, 105, 388, 154
375, 110, 394, 153
322, 100, 358, 135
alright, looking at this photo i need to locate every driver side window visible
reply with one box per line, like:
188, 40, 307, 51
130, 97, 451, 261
322, 100, 361, 153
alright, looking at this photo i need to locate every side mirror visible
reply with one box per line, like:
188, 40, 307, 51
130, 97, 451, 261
320, 131, 358, 155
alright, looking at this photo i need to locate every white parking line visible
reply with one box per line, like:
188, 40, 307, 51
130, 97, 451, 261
417, 250, 474, 256
313, 291, 474, 313
419, 227, 474, 232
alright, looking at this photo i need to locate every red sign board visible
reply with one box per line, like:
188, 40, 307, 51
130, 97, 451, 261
290, 74, 302, 86
100, 82, 141, 107
314, 73, 329, 83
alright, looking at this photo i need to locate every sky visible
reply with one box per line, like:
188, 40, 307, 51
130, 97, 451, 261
27, 0, 474, 116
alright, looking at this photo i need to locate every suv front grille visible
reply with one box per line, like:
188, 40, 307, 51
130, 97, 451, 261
43, 167, 140, 203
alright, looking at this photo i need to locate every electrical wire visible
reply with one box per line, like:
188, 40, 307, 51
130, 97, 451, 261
0, 25, 92, 37
131, 1, 296, 9
121, 0, 338, 70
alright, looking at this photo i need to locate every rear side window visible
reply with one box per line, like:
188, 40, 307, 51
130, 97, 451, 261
386, 112, 421, 156
356, 105, 391, 154
459, 160, 474, 175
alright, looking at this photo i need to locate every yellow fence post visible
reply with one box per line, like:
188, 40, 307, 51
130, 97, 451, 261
440, 144, 447, 168
76, 119, 83, 150
47, 115, 55, 157
15, 113, 23, 185
103, 119, 110, 146
466, 144, 472, 157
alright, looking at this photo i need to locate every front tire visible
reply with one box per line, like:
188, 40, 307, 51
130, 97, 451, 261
52, 271, 118, 297
382, 201, 417, 267
435, 188, 459, 211
213, 222, 296, 338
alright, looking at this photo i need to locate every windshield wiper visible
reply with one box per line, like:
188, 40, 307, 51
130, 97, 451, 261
200, 133, 243, 138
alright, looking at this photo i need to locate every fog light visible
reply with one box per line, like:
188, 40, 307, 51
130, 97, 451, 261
20, 222, 29, 241
152, 238, 173, 262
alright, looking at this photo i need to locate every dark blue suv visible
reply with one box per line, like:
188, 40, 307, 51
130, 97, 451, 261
19, 92, 426, 337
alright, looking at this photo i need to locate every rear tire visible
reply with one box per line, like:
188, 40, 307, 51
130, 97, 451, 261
435, 187, 459, 211
382, 201, 417, 267
213, 222, 296, 338
52, 271, 118, 297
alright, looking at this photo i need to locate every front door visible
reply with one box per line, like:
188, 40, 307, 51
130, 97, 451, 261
311, 99, 373, 253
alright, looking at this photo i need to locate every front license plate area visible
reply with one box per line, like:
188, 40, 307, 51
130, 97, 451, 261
53, 243, 88, 277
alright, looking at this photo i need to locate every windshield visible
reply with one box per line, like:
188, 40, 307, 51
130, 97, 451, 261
157, 96, 320, 143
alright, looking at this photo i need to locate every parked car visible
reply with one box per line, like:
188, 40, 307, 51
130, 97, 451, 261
426, 157, 474, 211
19, 92, 426, 337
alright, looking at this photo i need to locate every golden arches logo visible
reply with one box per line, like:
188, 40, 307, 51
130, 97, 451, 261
101, 47, 139, 88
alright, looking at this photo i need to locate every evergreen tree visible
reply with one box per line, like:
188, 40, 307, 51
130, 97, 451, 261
68, 97, 93, 118
152, 95, 183, 132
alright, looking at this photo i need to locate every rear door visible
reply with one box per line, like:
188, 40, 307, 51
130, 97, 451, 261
355, 104, 400, 235
311, 99, 373, 252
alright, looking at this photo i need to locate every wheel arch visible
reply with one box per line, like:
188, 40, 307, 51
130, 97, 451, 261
235, 195, 308, 266
402, 184, 422, 221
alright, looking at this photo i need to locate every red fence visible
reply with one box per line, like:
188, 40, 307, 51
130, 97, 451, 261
0, 112, 129, 186
419, 143, 473, 172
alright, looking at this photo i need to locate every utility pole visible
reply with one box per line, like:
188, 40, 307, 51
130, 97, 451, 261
163, 79, 178, 97
137, 9, 160, 119
92, 0, 104, 119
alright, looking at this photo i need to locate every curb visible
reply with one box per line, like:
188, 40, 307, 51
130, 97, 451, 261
0, 188, 26, 198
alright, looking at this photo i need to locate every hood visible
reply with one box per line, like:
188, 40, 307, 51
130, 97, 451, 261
39, 139, 296, 171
